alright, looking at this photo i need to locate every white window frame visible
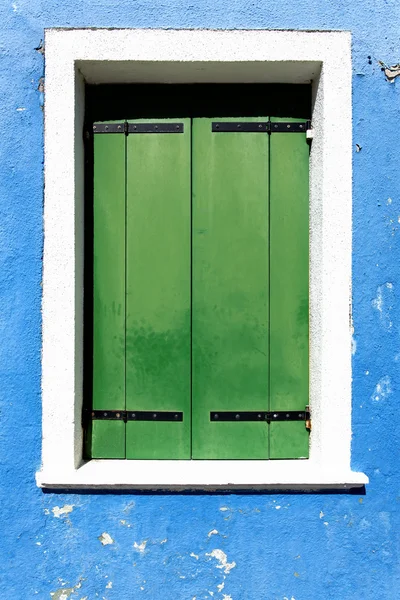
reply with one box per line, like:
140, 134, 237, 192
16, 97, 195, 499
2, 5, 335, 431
36, 28, 368, 489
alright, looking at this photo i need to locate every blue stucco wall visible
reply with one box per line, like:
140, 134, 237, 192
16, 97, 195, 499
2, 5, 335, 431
1, 1, 400, 598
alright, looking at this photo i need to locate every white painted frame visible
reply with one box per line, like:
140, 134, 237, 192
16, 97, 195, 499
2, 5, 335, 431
37, 28, 368, 489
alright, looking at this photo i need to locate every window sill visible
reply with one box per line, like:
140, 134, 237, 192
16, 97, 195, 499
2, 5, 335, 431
36, 460, 368, 490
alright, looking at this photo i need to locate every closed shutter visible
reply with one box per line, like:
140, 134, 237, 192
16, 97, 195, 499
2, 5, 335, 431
88, 117, 309, 460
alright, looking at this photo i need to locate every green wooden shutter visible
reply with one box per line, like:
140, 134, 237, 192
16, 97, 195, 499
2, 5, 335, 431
191, 118, 270, 459
92, 125, 126, 458
125, 119, 191, 459
89, 116, 309, 461
269, 117, 309, 459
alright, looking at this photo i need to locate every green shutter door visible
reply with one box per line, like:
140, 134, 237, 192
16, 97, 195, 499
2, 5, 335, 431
90, 116, 309, 461
191, 118, 270, 459
125, 120, 191, 459
92, 126, 126, 458
269, 117, 309, 459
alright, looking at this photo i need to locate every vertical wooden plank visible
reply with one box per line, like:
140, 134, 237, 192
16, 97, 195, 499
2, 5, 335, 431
192, 118, 270, 459
92, 127, 126, 458
269, 117, 310, 459
125, 119, 191, 459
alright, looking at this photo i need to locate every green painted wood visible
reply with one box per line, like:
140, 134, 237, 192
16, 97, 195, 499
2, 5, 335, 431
125, 119, 191, 459
269, 117, 310, 459
191, 117, 270, 459
92, 127, 126, 459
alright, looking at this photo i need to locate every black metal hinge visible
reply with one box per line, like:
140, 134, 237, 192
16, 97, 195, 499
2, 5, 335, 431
92, 122, 184, 134
212, 121, 311, 133
210, 407, 311, 429
88, 410, 183, 422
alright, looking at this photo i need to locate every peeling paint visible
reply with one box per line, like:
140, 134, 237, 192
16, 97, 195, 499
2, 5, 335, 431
379, 61, 400, 82
119, 519, 131, 527
371, 375, 392, 401
134, 540, 147, 553
98, 532, 114, 546
217, 582, 225, 592
190, 552, 199, 560
206, 549, 236, 574
372, 282, 394, 330
52, 505, 74, 519
208, 529, 219, 537
50, 579, 82, 600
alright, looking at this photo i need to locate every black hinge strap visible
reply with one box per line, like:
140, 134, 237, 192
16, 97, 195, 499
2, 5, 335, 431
89, 410, 183, 422
210, 410, 310, 422
92, 123, 184, 134
212, 121, 311, 133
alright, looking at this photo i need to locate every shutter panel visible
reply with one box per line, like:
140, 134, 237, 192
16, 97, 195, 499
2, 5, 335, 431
269, 117, 310, 459
125, 119, 191, 459
92, 126, 126, 458
191, 118, 270, 459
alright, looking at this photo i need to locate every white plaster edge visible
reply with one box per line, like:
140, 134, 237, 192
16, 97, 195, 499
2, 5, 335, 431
40, 28, 367, 489
36, 461, 368, 490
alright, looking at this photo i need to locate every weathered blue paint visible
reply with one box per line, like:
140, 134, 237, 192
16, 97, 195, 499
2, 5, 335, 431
0, 0, 400, 597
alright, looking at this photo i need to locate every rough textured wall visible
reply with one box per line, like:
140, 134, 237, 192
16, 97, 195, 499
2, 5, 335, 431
1, 1, 400, 598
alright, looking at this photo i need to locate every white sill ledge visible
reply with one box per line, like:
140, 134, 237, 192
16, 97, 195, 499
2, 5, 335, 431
36, 460, 368, 490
